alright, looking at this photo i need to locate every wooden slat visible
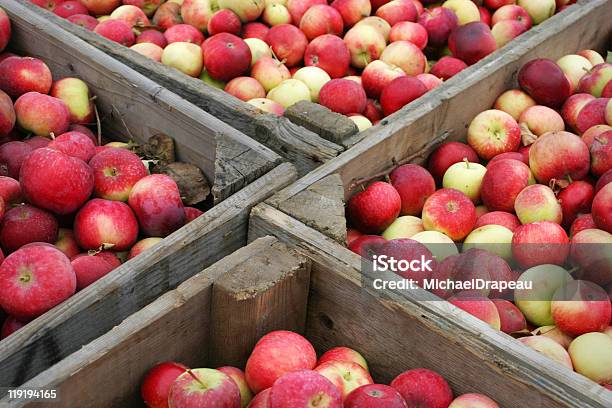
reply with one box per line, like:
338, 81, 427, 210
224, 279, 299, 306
248, 203, 612, 408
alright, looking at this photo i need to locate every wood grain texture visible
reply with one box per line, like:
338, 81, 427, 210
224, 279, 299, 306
268, 0, 612, 205
249, 203, 612, 408
0, 163, 296, 392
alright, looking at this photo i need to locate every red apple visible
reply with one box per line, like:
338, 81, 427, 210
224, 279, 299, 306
300, 5, 344, 40
245, 330, 317, 393
417, 73, 443, 91
0, 141, 32, 180
71, 252, 116, 289
389, 21, 428, 49
20, 148, 94, 215
247, 388, 270, 408
417, 7, 458, 47
317, 347, 368, 371
514, 184, 562, 225
427, 142, 479, 185
570, 214, 596, 237
137, 29, 168, 48
518, 105, 564, 141
376, 239, 437, 285
48, 131, 96, 162
376, 0, 418, 26
0, 176, 22, 204
380, 40, 427, 77
128, 237, 163, 260
570, 228, 612, 286
153, 2, 182, 30
319, 79, 367, 115
0, 89, 14, 137
343, 25, 386, 69
332, 0, 372, 27
449, 22, 496, 66
348, 235, 387, 257
250, 57, 290, 92
0, 57, 52, 98
429, 56, 468, 80
551, 280, 611, 337
582, 125, 612, 148
216, 366, 253, 408
348, 181, 401, 234
169, 368, 241, 407
494, 89, 537, 121
54, 228, 80, 259
361, 60, 405, 99
74, 198, 139, 251
449, 394, 500, 408
287, 0, 327, 24
141, 361, 189, 408
304, 34, 350, 79
487, 152, 527, 166
164, 24, 205, 45
204, 33, 251, 82
80, 0, 122, 15
315, 360, 373, 400
110, 5, 150, 27
518, 59, 571, 109
391, 368, 453, 408
576, 98, 610, 134
422, 188, 476, 241
558, 181, 594, 229
467, 110, 521, 160
94, 19, 135, 46
89, 148, 148, 202
577, 63, 612, 98
390, 164, 436, 216
380, 76, 428, 116
225, 77, 266, 102
269, 370, 342, 408
242, 22, 269, 40
449, 292, 502, 329
1, 316, 26, 339
0, 204, 58, 252
592, 183, 612, 233
492, 299, 527, 334
208, 9, 242, 36
14, 92, 70, 138
595, 169, 612, 193
491, 5, 532, 29
345, 384, 408, 408
0, 245, 75, 320
561, 93, 596, 132
481, 159, 532, 212
475, 211, 521, 231
512, 221, 570, 269
0, 7, 9, 53
265, 24, 307, 68
529, 131, 590, 184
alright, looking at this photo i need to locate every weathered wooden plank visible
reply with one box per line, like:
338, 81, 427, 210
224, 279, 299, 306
248, 203, 612, 408
284, 101, 359, 144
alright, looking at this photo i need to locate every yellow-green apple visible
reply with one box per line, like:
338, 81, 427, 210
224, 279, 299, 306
71, 252, 117, 289
449, 21, 496, 66
376, 0, 418, 27
0, 141, 33, 179
382, 216, 424, 240
0, 57, 52, 98
262, 4, 291, 26
442, 160, 487, 203
575, 98, 609, 134
110, 5, 150, 27
128, 174, 186, 237
422, 188, 476, 241
268, 370, 342, 408
128, 237, 163, 259
161, 42, 203, 77
93, 19, 135, 46
137, 29, 167, 48
300, 5, 344, 40
569, 214, 597, 237
347, 181, 401, 234
518, 336, 573, 369
570, 228, 611, 286
592, 180, 612, 233
264, 24, 307, 67
561, 93, 596, 132
518, 59, 571, 108
491, 19, 527, 48
391, 369, 453, 408
590, 130, 612, 176
514, 184, 562, 224
207, 9, 242, 35
577, 50, 605, 66
0, 204, 58, 252
380, 41, 427, 76
493, 89, 536, 121
319, 78, 367, 114
153, 2, 182, 30
89, 148, 148, 201
410, 230, 459, 261
349, 115, 373, 131
180, 0, 214, 31
204, 33, 252, 81
50, 78, 94, 125
606, 326, 612, 338
251, 57, 291, 92
74, 198, 139, 251
169, 368, 241, 407
467, 110, 521, 160
390, 164, 435, 216
0, 245, 75, 320
449, 394, 500, 408
317, 347, 368, 371
245, 330, 317, 393
14, 92, 70, 138
164, 24, 205, 45
380, 76, 428, 116
551, 280, 610, 337
568, 332, 612, 384
242, 22, 270, 40
218, 0, 265, 22
315, 361, 373, 400
417, 6, 458, 47
304, 34, 351, 79
140, 362, 189, 408
292, 66, 331, 102
217, 366, 253, 408
343, 25, 386, 69
427, 141, 479, 185
80, 0, 121, 15
463, 225, 513, 262
443, 0, 479, 25
517, 0, 555, 24
529, 131, 589, 184
244, 38, 272, 66
532, 326, 573, 349
130, 43, 164, 62
332, 0, 371, 27
344, 384, 409, 407
267, 79, 311, 108
557, 54, 593, 89
0, 7, 9, 52
286, 0, 326, 24
225, 77, 266, 101
0, 89, 14, 137
247, 98, 285, 116
514, 264, 573, 326
48, 131, 96, 162
417, 73, 443, 91
389, 21, 427, 49
361, 60, 405, 100
512, 221, 570, 268
475, 211, 521, 231
492, 299, 526, 334
355, 16, 392, 42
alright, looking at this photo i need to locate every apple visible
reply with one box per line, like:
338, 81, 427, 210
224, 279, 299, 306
264, 24, 307, 68
0, 89, 14, 137
391, 369, 453, 408
569, 214, 596, 237
532, 326, 573, 349
128, 237, 163, 260
529, 131, 590, 184
217, 366, 253, 408
317, 347, 368, 371
595, 169, 612, 192
355, 16, 392, 42
0, 204, 58, 252
141, 361, 189, 408
245, 330, 317, 393
0, 57, 52, 98
570, 228, 612, 286
315, 361, 373, 400
0, 245, 75, 320
449, 22, 496, 66
557, 54, 593, 90
131, 43, 164, 62
79, 0, 122, 15
467, 110, 521, 160
511, 221, 570, 269
389, 21, 428, 49
361, 61, 405, 100
561, 93, 596, 132
462, 225, 513, 262
382, 216, 424, 240
343, 25, 386, 69
206, 9, 242, 36
137, 30, 167, 48
517, 0, 555, 24
0, 7, 9, 52
161, 42, 203, 77
518, 59, 571, 109
427, 142, 479, 185
429, 56, 468, 80
518, 105, 565, 142
487, 152, 526, 167
484, 0, 515, 9
286, 0, 327, 25
123, 0, 163, 16
89, 148, 148, 202
592, 183, 612, 233
492, 299, 527, 334
247, 98, 285, 116
348, 181, 401, 234
363, 99, 384, 123
557, 181, 593, 229
345, 384, 409, 408
300, 5, 344, 40
332, 0, 372, 27
380, 76, 428, 116
94, 19, 135, 46
247, 388, 271, 408
218, 0, 265, 22
153, 2, 182, 30
518, 336, 573, 369
551, 280, 610, 337
71, 252, 117, 289
417, 73, 443, 91
349, 115, 373, 131
53, 228, 80, 260
514, 184, 562, 224
442, 160, 487, 203
388, 164, 435, 216
589, 130, 612, 176
576, 98, 610, 134
15, 92, 71, 138
180, 0, 215, 31
380, 41, 426, 76
292, 67, 331, 103
169, 368, 241, 407
568, 332, 612, 384
417, 6, 458, 47
268, 370, 342, 408
607, 98, 612, 125
48, 131, 96, 162
242, 22, 269, 40
243, 38, 271, 67
577, 50, 605, 66
0, 141, 32, 179
410, 230, 459, 262
262, 4, 292, 26
110, 5, 150, 27
348, 235, 387, 258
164, 24, 205, 45
442, 0, 480, 25
250, 57, 290, 92
375, 0, 418, 27
475, 211, 521, 231
225, 77, 266, 102
267, 79, 311, 108
449, 394, 499, 408
422, 188, 476, 241
492, 20, 527, 48
319, 79, 366, 115
204, 33, 251, 81
304, 34, 351, 79
1, 316, 26, 340
494, 89, 537, 121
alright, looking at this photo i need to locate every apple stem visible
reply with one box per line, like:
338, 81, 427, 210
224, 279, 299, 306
49, 132, 55, 140
186, 369, 207, 389
463, 157, 470, 168
94, 104, 102, 147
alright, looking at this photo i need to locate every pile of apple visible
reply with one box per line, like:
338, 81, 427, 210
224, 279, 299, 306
0, 8, 204, 341
140, 330, 501, 408
346, 48, 612, 386
31, 0, 568, 131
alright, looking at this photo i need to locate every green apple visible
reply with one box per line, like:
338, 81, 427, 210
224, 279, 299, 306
443, 0, 480, 25
244, 38, 272, 66
218, 0, 265, 22
292, 66, 331, 103
200, 69, 226, 90
442, 160, 487, 203
382, 216, 424, 240
267, 79, 311, 109
462, 225, 513, 262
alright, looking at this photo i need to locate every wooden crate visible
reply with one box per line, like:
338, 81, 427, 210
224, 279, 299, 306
0, 0, 297, 392
3, 235, 609, 408
18, 0, 601, 176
